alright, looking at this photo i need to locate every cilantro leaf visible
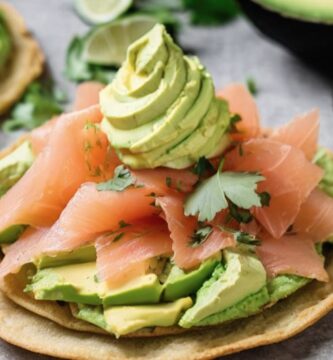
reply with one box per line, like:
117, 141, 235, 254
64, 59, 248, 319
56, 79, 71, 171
96, 165, 135, 192
185, 169, 264, 222
189, 225, 212, 248
2, 82, 64, 132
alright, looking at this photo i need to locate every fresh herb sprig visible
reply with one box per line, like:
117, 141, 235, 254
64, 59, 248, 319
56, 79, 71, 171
96, 165, 135, 192
185, 161, 265, 222
2, 82, 65, 132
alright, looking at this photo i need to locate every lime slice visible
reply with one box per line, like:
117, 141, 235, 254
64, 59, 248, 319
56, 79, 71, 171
82, 15, 158, 67
75, 0, 133, 25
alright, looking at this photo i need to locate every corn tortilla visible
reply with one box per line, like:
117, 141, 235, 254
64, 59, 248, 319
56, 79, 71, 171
0, 136, 332, 357
0, 1, 44, 115
0, 249, 331, 359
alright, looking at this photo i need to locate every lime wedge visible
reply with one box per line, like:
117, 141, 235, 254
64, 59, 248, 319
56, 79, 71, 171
82, 15, 159, 67
75, 0, 133, 25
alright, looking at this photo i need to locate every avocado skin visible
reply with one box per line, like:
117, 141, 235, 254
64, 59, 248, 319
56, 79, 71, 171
238, 0, 333, 71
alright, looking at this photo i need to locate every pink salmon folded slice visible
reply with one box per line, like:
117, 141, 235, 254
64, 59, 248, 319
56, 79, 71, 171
96, 217, 172, 285
224, 138, 323, 239
294, 188, 333, 243
217, 83, 260, 142
29, 81, 105, 154
270, 109, 319, 161
257, 233, 328, 282
0, 105, 114, 232
158, 194, 235, 270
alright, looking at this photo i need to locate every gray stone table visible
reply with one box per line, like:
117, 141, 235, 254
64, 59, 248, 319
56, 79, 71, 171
1, 0, 333, 359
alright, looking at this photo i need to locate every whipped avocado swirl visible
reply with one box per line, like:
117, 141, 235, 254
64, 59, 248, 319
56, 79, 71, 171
0, 11, 12, 74
100, 24, 230, 169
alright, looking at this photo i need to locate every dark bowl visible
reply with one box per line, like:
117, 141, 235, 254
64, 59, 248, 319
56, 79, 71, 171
238, 0, 333, 73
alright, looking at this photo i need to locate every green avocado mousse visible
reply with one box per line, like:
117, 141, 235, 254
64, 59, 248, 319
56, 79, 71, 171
0, 10, 12, 75
100, 24, 231, 169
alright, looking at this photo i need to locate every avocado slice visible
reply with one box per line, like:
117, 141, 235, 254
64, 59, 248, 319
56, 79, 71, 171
34, 245, 96, 269
74, 297, 193, 337
162, 256, 219, 302
0, 140, 35, 197
26, 262, 102, 305
102, 274, 163, 307
27, 259, 165, 306
104, 297, 193, 337
239, 0, 333, 71
179, 249, 267, 328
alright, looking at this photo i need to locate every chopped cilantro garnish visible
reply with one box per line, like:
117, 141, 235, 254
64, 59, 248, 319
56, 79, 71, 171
229, 203, 253, 224
119, 220, 130, 228
259, 192, 271, 207
246, 77, 258, 96
166, 176, 172, 188
192, 157, 215, 177
113, 232, 124, 242
228, 113, 242, 134
189, 225, 213, 248
185, 162, 265, 222
218, 226, 261, 246
235, 231, 261, 246
96, 165, 135, 192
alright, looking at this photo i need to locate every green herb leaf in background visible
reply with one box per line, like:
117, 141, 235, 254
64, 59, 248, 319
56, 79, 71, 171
246, 77, 258, 95
96, 165, 135, 192
65, 36, 117, 83
183, 0, 240, 25
2, 82, 64, 132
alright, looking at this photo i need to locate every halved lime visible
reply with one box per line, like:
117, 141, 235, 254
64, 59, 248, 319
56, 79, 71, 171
82, 15, 159, 67
75, 0, 133, 25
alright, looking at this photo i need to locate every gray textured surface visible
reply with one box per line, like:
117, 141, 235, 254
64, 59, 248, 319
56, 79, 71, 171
1, 0, 333, 359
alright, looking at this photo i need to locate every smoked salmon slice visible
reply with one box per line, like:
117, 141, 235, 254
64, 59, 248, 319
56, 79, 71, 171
224, 138, 323, 238
42, 168, 197, 254
0, 227, 49, 278
217, 84, 260, 141
270, 109, 319, 161
257, 233, 328, 282
158, 194, 235, 269
0, 167, 195, 278
29, 81, 105, 154
96, 217, 172, 284
294, 188, 333, 243
73, 81, 105, 111
0, 105, 112, 232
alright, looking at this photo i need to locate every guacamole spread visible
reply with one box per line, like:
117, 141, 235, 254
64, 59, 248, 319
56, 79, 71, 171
315, 147, 333, 197
100, 24, 231, 169
0, 11, 12, 75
